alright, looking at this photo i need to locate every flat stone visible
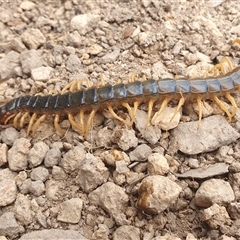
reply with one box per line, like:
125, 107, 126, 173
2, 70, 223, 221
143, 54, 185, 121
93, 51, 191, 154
100, 48, 120, 64
177, 163, 229, 179
57, 198, 83, 224
170, 115, 240, 155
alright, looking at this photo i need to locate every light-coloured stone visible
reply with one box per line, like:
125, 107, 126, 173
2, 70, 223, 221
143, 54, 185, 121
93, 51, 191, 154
28, 142, 49, 167
0, 179, 17, 206
20, 1, 36, 10
195, 179, 235, 207
170, 115, 240, 155
19, 229, 88, 240
57, 198, 83, 224
152, 106, 181, 131
134, 109, 161, 144
77, 153, 109, 193
137, 175, 182, 214
148, 153, 170, 175
129, 144, 152, 162
201, 203, 231, 229
113, 225, 140, 240
8, 138, 31, 171
111, 128, 138, 151
0, 212, 20, 238
14, 194, 34, 225
0, 143, 7, 167
31, 66, 53, 81
89, 182, 129, 225
60, 146, 86, 173
21, 29, 46, 49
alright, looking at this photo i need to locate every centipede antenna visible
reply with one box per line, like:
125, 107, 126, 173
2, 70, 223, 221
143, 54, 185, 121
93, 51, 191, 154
225, 92, 238, 117
31, 114, 46, 136
213, 95, 232, 121
170, 95, 185, 122
122, 102, 134, 121
4, 114, 16, 125
151, 96, 172, 125
54, 114, 65, 135
20, 112, 29, 128
13, 112, 22, 128
27, 113, 37, 136
84, 109, 97, 138
145, 98, 156, 128
196, 96, 203, 127
68, 113, 84, 134
107, 105, 130, 126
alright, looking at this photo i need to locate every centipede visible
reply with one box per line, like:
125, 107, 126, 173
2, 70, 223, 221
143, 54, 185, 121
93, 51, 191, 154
0, 55, 240, 138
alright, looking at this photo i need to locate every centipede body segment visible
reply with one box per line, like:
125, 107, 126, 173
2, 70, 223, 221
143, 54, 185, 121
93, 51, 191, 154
0, 58, 240, 138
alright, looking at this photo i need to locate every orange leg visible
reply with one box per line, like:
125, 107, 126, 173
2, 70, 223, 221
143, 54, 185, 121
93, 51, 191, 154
31, 115, 46, 136
54, 114, 65, 135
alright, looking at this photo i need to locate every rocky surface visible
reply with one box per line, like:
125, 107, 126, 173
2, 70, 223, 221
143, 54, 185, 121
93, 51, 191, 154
0, 0, 240, 239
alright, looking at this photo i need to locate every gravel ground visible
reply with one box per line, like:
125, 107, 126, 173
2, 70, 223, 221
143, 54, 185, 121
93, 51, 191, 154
0, 0, 240, 239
